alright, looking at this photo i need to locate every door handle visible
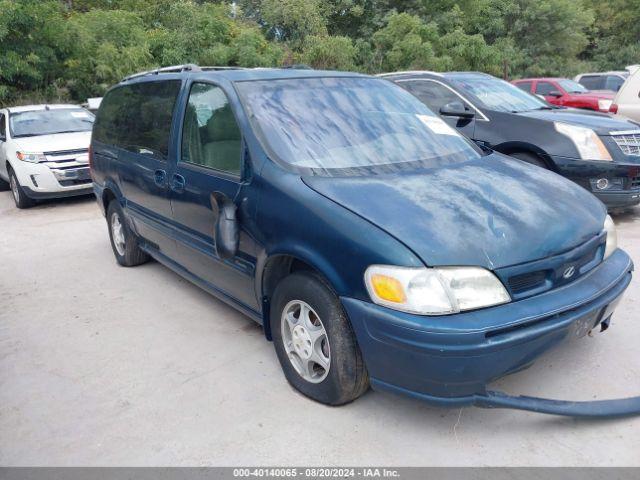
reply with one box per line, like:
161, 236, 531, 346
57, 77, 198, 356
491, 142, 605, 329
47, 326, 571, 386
170, 173, 186, 193
154, 169, 167, 187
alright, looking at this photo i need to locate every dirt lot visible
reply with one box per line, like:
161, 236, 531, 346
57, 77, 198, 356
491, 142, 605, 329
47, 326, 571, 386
1, 191, 639, 466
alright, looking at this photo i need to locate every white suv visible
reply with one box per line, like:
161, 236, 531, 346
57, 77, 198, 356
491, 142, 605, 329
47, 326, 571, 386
0, 104, 94, 208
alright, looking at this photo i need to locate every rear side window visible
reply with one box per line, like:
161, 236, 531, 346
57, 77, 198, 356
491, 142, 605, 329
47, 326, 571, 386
605, 76, 624, 91
399, 80, 464, 113
93, 80, 181, 160
535, 82, 557, 95
0, 113, 5, 139
515, 81, 532, 92
181, 83, 242, 175
578, 75, 603, 90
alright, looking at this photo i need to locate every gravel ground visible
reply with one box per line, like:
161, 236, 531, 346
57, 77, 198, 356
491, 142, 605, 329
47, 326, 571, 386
1, 191, 639, 466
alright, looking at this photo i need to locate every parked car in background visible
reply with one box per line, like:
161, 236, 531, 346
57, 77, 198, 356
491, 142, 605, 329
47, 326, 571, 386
89, 65, 638, 416
0, 104, 94, 208
610, 68, 640, 124
383, 71, 640, 209
574, 71, 629, 92
512, 77, 614, 112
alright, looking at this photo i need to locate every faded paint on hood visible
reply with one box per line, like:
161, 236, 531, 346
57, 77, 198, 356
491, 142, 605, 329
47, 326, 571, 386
303, 154, 606, 270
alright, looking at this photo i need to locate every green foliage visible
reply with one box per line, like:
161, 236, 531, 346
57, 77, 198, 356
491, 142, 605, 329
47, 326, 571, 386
301, 35, 357, 70
260, 0, 327, 46
65, 9, 153, 99
0, 0, 637, 106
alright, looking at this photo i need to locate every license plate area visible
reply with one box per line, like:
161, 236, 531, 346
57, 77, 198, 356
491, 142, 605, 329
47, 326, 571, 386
571, 309, 602, 339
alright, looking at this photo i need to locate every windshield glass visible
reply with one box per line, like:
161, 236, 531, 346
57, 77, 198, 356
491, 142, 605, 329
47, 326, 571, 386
10, 108, 94, 138
452, 76, 547, 113
558, 79, 588, 93
236, 77, 480, 174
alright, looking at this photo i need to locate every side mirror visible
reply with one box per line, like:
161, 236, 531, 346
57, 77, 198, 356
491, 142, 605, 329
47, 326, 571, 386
211, 193, 239, 260
548, 90, 563, 97
440, 101, 475, 118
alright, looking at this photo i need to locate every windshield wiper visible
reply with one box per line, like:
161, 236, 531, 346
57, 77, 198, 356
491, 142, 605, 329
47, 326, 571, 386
514, 106, 554, 113
48, 130, 88, 135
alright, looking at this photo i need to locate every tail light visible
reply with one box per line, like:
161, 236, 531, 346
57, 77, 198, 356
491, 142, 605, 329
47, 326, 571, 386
609, 103, 618, 114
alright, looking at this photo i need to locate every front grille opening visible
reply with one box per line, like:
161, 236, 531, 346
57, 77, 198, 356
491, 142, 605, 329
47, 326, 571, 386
612, 132, 640, 157
59, 179, 92, 187
508, 270, 547, 294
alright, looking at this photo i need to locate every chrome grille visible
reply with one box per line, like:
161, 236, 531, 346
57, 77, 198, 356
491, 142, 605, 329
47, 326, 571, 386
41, 148, 90, 185
611, 131, 640, 156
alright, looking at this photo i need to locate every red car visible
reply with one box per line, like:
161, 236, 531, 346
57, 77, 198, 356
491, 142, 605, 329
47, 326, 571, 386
512, 77, 614, 112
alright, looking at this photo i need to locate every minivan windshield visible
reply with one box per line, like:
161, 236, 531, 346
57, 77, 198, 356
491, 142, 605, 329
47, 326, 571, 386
9, 108, 94, 138
452, 75, 548, 113
236, 77, 480, 174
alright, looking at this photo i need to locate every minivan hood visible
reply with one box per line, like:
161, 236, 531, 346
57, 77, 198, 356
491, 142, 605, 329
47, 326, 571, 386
303, 155, 606, 270
516, 108, 636, 134
13, 131, 91, 153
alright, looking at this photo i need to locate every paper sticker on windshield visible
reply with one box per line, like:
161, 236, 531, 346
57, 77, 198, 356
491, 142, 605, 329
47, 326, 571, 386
416, 114, 458, 136
71, 112, 90, 118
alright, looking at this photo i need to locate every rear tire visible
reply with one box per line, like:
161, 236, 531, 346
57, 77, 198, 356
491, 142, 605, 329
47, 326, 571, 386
9, 168, 36, 209
271, 271, 369, 405
510, 151, 547, 169
106, 200, 149, 267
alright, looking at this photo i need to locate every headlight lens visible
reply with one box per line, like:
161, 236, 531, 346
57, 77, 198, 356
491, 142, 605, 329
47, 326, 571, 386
554, 122, 612, 161
598, 99, 613, 111
364, 265, 510, 315
16, 152, 47, 163
604, 214, 618, 259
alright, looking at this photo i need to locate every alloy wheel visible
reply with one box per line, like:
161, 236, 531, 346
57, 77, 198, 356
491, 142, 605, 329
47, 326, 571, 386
111, 212, 126, 256
281, 300, 331, 383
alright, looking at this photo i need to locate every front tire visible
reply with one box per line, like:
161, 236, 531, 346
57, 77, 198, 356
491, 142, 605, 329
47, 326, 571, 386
9, 168, 36, 209
271, 271, 369, 405
106, 200, 149, 267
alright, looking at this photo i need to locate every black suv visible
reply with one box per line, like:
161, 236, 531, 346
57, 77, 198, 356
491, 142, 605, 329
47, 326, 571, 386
383, 71, 640, 209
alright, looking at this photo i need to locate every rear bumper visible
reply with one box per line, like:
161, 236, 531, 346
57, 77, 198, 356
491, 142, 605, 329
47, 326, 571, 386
342, 249, 633, 403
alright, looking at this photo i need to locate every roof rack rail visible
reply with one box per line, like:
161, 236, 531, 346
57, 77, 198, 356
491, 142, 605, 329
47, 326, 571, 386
121, 64, 246, 82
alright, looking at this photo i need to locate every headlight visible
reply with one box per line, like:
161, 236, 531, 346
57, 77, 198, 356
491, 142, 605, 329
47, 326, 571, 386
598, 99, 613, 111
554, 122, 612, 161
16, 152, 47, 163
364, 265, 510, 315
603, 214, 618, 259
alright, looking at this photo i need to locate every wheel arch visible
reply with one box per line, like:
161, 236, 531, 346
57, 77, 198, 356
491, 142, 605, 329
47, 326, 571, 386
491, 142, 557, 171
99, 179, 125, 215
256, 250, 345, 341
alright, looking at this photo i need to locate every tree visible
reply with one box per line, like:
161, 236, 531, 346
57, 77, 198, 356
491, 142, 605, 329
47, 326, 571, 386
64, 9, 152, 99
0, 0, 70, 103
260, 0, 327, 46
302, 35, 357, 70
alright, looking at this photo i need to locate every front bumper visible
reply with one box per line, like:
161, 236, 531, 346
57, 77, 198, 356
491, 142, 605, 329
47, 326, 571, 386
13, 160, 92, 199
551, 155, 640, 208
342, 249, 633, 404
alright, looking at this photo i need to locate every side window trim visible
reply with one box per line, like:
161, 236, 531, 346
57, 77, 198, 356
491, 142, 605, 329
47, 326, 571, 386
178, 79, 245, 181
396, 78, 490, 121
